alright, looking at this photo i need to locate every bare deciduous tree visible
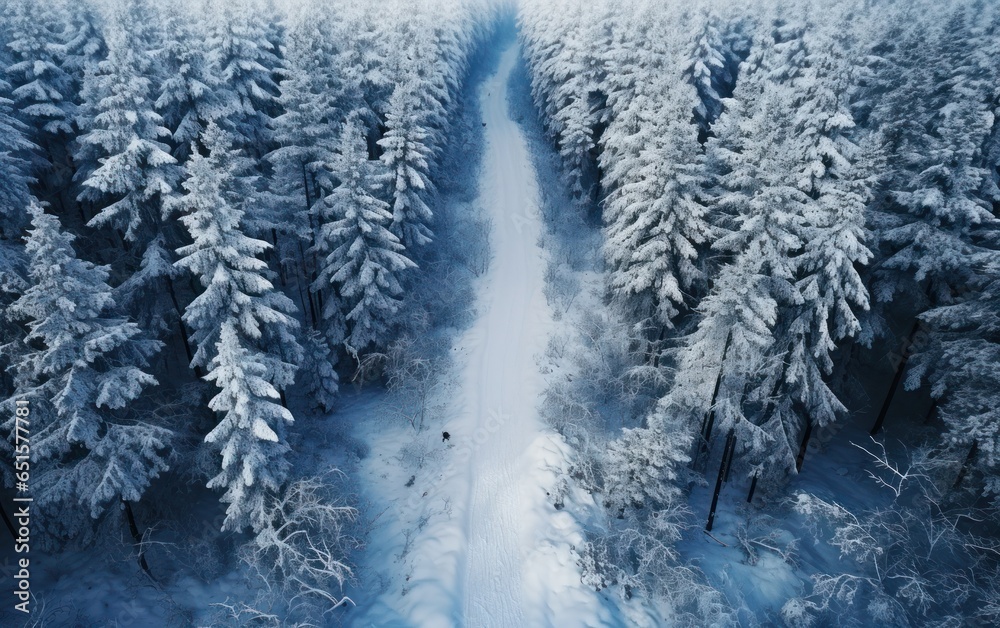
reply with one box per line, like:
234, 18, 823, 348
242, 473, 359, 616
384, 337, 445, 431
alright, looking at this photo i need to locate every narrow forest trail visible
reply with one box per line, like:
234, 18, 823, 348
359, 39, 617, 628
456, 43, 551, 626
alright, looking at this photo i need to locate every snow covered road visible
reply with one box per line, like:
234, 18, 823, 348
356, 41, 617, 628
451, 41, 619, 628
457, 43, 550, 627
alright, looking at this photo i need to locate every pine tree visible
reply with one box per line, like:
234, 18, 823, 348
394, 18, 454, 153
63, 2, 198, 378
893, 5, 1000, 502
173, 123, 301, 531
0, 77, 35, 237
75, 0, 179, 243
552, 47, 599, 199
208, 0, 283, 159
521, 0, 602, 198
591, 6, 713, 336
909, 253, 1000, 503
58, 0, 107, 91
709, 88, 805, 307
302, 328, 339, 413
264, 2, 342, 304
519, 0, 572, 120
268, 3, 341, 211
4, 0, 76, 140
379, 79, 435, 250
204, 320, 293, 532
668, 263, 779, 461
683, 10, 731, 137
156, 11, 230, 159
676, 31, 808, 467
314, 119, 415, 357
787, 30, 875, 406
747, 23, 878, 475
114, 235, 182, 337
601, 56, 711, 328
330, 4, 392, 126
870, 6, 995, 309
174, 123, 301, 384
0, 66, 34, 448
603, 416, 691, 515
2, 203, 167, 520
58, 0, 107, 170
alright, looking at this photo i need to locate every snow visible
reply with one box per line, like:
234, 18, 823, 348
454, 40, 552, 628
8, 2, 998, 625
675, 341, 934, 622
518, 432, 620, 627
348, 40, 610, 627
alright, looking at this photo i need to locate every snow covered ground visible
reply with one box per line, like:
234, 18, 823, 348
349, 40, 612, 627
675, 330, 937, 623
10, 25, 949, 628
7, 26, 963, 628
454, 42, 552, 627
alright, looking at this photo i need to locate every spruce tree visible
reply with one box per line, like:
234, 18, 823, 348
314, 119, 415, 357
58, 0, 107, 91
3, 203, 166, 521
379, 79, 436, 250
174, 123, 301, 531
4, 0, 75, 141
75, 0, 179, 243
909, 255, 1000, 503
0, 76, 34, 237
683, 10, 731, 136
264, 3, 341, 312
207, 0, 283, 159
156, 11, 230, 159
778, 27, 876, 439
174, 123, 301, 384
204, 320, 293, 531
870, 6, 995, 309
602, 61, 711, 328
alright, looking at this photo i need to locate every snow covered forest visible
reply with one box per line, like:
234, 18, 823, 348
519, 0, 1000, 624
0, 0, 999, 625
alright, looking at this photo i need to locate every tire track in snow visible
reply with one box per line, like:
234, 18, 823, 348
457, 43, 549, 627
369, 39, 616, 628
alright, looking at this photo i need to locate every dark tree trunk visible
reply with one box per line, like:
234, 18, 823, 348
298, 240, 319, 327
296, 282, 313, 329
795, 420, 813, 472
871, 320, 921, 435
271, 228, 286, 287
746, 473, 759, 504
724, 436, 736, 483
302, 164, 322, 314
706, 428, 736, 532
922, 400, 938, 425
739, 366, 790, 498
117, 229, 130, 253
165, 277, 200, 377
301, 162, 312, 211
297, 162, 323, 327
651, 324, 666, 368
699, 405, 718, 459
698, 335, 731, 458
77, 199, 90, 226
0, 504, 16, 540
122, 499, 152, 578
953, 440, 979, 490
